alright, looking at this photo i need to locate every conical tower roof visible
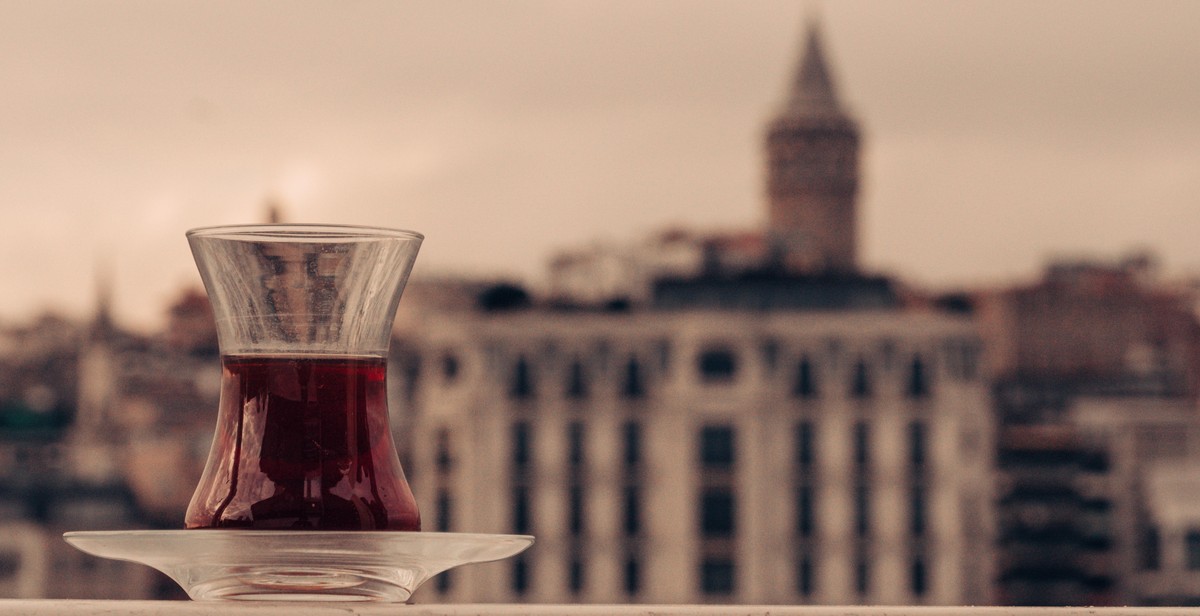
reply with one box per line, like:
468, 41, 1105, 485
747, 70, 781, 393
781, 21, 848, 119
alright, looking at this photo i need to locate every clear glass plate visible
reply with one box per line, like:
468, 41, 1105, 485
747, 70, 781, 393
63, 530, 534, 602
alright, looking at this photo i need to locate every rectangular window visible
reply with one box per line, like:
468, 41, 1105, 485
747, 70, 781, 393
700, 558, 736, 596
700, 425, 736, 469
568, 421, 585, 468
910, 484, 925, 537
512, 421, 531, 472
435, 428, 453, 472
797, 485, 814, 537
436, 490, 452, 533
855, 484, 870, 537
854, 422, 870, 469
568, 485, 585, 536
911, 558, 927, 597
511, 555, 529, 595
909, 421, 926, 468
855, 556, 869, 596
1186, 531, 1200, 570
624, 557, 641, 596
568, 558, 585, 594
798, 554, 814, 596
700, 489, 736, 537
1141, 526, 1161, 570
797, 422, 815, 471
436, 569, 454, 593
513, 486, 531, 535
623, 422, 641, 469
624, 486, 641, 537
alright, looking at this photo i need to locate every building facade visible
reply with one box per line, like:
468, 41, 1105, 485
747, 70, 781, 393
404, 308, 994, 605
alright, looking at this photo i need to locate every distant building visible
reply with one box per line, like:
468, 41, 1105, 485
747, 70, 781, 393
981, 255, 1200, 606
405, 304, 993, 605
1071, 397, 1200, 606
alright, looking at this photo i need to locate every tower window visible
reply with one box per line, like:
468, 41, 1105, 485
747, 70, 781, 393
698, 348, 737, 383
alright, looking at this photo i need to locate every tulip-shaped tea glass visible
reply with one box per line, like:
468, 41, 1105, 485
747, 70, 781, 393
185, 224, 423, 531
63, 224, 534, 601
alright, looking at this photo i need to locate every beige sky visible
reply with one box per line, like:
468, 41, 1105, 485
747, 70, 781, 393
1, 0, 1198, 329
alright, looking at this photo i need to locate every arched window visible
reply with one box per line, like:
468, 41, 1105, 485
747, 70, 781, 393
623, 357, 646, 399
794, 355, 818, 398
510, 355, 535, 400
850, 358, 871, 399
907, 355, 930, 399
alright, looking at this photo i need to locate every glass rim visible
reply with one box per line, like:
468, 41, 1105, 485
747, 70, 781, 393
186, 223, 424, 242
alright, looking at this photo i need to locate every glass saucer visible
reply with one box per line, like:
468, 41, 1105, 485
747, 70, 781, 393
63, 530, 534, 602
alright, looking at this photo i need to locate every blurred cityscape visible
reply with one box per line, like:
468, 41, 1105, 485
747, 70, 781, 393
4, 19, 1200, 607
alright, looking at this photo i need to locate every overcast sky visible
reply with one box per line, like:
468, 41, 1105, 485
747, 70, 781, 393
2, 0, 1198, 329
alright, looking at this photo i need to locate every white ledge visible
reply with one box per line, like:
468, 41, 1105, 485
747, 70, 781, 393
2, 603, 1200, 616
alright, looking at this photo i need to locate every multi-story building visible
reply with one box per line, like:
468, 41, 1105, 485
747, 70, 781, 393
981, 256, 1200, 606
1068, 396, 1200, 606
405, 307, 993, 605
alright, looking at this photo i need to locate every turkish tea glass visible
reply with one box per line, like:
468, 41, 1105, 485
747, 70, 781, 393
184, 224, 423, 531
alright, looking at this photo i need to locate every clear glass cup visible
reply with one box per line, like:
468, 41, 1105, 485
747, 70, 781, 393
184, 224, 423, 531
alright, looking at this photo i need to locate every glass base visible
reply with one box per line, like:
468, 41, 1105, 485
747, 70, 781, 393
63, 530, 534, 602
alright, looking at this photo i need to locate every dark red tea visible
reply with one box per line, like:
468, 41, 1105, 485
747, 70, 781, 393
185, 355, 420, 530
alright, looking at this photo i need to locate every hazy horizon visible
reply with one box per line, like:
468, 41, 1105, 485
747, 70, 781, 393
2, 0, 1198, 330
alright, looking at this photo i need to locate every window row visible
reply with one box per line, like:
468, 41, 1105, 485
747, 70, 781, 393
505, 555, 643, 598
507, 421, 643, 473
496, 352, 943, 401
700, 555, 930, 598
700, 420, 929, 473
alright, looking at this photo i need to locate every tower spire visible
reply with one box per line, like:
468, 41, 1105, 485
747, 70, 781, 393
784, 20, 845, 119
